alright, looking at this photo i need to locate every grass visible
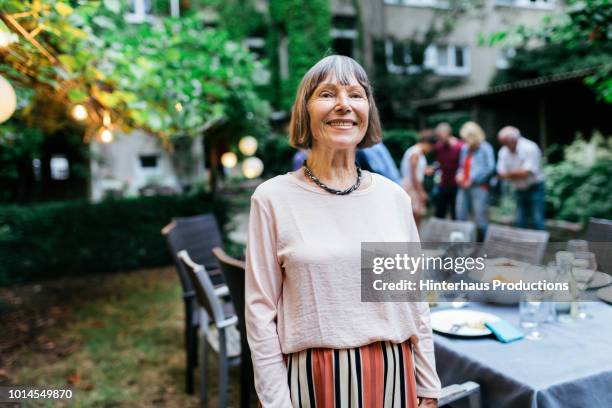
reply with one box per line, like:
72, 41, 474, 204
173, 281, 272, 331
0, 266, 242, 407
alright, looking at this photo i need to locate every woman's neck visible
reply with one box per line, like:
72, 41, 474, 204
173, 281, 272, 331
305, 146, 359, 190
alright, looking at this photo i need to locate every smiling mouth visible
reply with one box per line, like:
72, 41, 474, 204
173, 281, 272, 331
326, 119, 358, 129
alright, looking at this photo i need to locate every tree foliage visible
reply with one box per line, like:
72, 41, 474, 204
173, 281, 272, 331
0, 0, 269, 143
488, 0, 612, 102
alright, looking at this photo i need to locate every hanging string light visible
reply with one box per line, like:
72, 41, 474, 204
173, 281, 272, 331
71, 104, 88, 121
99, 128, 113, 144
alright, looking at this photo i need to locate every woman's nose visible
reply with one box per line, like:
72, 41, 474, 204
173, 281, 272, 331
334, 92, 351, 111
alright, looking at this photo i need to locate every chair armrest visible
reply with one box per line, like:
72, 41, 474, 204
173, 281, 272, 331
439, 381, 480, 407
214, 285, 229, 297
216, 315, 238, 329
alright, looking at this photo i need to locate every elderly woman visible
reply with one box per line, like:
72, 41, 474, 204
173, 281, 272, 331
245, 55, 440, 407
455, 121, 495, 238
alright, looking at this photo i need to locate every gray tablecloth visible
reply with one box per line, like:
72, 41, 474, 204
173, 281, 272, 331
433, 302, 612, 408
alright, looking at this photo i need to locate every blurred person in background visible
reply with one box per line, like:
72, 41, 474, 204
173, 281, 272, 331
433, 122, 463, 220
456, 121, 495, 239
400, 130, 437, 227
356, 141, 402, 184
291, 148, 309, 171
497, 126, 546, 230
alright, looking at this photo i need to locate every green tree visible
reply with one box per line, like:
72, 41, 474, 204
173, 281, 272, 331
0, 0, 270, 195
488, 0, 612, 102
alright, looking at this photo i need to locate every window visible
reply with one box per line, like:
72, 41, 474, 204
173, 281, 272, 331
424, 44, 470, 76
50, 155, 70, 180
385, 39, 421, 74
385, 40, 470, 76
384, 0, 450, 8
139, 155, 159, 168
331, 16, 357, 58
495, 0, 555, 9
125, 0, 153, 23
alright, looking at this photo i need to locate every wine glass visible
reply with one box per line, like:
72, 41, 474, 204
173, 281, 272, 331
567, 239, 589, 254
571, 251, 597, 319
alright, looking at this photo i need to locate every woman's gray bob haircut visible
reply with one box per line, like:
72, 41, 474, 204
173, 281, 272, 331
289, 55, 382, 149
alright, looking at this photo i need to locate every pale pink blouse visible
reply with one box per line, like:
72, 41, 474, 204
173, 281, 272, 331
245, 172, 441, 406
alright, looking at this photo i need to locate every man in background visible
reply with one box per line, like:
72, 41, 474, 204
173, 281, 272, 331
497, 126, 546, 230
433, 122, 463, 219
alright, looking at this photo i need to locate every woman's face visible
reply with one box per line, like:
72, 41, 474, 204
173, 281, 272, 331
307, 75, 369, 151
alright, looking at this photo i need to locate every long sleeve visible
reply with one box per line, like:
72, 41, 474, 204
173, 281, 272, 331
245, 195, 292, 407
404, 198, 442, 399
413, 302, 442, 398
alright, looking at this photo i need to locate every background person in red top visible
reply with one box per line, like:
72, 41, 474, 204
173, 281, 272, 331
433, 122, 463, 220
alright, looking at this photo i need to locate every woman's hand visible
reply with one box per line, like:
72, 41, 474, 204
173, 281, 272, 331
418, 397, 438, 407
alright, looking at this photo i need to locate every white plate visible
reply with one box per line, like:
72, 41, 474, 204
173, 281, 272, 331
596, 286, 612, 304
589, 272, 612, 290
431, 309, 501, 337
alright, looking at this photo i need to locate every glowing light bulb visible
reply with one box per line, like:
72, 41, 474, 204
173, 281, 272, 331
72, 104, 88, 121
221, 152, 238, 169
100, 128, 113, 143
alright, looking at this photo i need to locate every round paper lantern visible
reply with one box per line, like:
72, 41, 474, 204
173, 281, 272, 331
221, 152, 238, 169
242, 157, 264, 179
238, 136, 258, 156
0, 75, 17, 124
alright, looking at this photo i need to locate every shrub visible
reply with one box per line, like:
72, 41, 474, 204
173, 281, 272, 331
0, 193, 227, 286
259, 134, 296, 176
382, 129, 418, 167
544, 133, 612, 224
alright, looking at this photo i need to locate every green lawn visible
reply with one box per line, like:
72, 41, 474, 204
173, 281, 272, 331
0, 266, 241, 407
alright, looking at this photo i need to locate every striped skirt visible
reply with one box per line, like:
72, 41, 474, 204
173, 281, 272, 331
283, 340, 418, 408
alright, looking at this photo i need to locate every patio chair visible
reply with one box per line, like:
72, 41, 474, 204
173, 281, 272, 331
481, 224, 549, 265
439, 381, 481, 408
212, 247, 255, 408
162, 213, 229, 395
421, 217, 477, 243
585, 217, 612, 274
178, 250, 241, 408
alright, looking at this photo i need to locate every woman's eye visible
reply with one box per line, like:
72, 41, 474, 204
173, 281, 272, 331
351, 93, 365, 98
320, 92, 334, 98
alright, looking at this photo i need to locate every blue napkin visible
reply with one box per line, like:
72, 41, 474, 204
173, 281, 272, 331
485, 320, 524, 343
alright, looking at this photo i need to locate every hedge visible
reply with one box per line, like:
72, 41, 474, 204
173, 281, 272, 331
0, 193, 227, 286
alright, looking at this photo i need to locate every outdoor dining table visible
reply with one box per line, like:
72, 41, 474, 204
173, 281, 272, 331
432, 301, 612, 408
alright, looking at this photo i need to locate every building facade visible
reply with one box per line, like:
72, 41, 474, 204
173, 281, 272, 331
330, 0, 562, 99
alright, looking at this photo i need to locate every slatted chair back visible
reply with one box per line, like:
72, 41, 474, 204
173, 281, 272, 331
482, 224, 549, 265
177, 250, 227, 327
585, 217, 612, 274
421, 217, 477, 243
172, 213, 223, 272
212, 247, 246, 331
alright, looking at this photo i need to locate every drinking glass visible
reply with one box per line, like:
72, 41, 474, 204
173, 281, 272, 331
554, 251, 575, 323
520, 291, 547, 340
567, 239, 589, 254
571, 251, 597, 319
